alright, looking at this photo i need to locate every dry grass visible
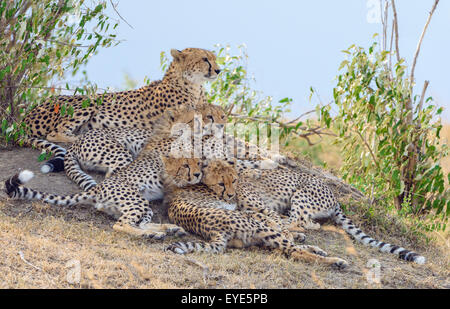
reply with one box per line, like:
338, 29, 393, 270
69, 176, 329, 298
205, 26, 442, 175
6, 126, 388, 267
1, 198, 448, 289
0, 137, 449, 289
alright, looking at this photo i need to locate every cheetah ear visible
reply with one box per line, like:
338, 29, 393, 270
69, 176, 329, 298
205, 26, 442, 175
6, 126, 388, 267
160, 155, 169, 165
171, 49, 185, 62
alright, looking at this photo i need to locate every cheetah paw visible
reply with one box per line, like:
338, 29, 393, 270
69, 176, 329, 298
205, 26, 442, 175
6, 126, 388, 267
270, 153, 287, 165
293, 232, 306, 243
259, 159, 278, 170
165, 226, 188, 237
165, 242, 187, 255
332, 258, 349, 270
300, 245, 328, 257
143, 231, 166, 241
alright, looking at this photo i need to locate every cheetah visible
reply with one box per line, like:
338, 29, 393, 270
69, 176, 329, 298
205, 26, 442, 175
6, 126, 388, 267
3, 103, 229, 238
234, 164, 426, 264
4, 155, 202, 239
20, 47, 220, 146
164, 159, 349, 269
38, 102, 286, 192
49, 102, 227, 191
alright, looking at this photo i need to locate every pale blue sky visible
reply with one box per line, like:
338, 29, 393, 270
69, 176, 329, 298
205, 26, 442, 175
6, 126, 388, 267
71, 0, 450, 121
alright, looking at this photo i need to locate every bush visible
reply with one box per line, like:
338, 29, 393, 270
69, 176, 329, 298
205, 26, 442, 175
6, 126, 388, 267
0, 0, 118, 143
319, 41, 449, 231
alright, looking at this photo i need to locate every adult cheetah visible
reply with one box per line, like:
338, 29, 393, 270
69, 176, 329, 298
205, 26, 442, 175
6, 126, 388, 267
4, 104, 228, 238
20, 47, 220, 148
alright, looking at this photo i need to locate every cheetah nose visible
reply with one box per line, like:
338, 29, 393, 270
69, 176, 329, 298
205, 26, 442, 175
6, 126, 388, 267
215, 69, 221, 74
227, 193, 235, 199
194, 173, 201, 178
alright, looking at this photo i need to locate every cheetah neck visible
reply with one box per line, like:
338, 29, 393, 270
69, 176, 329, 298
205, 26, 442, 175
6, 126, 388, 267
161, 62, 204, 99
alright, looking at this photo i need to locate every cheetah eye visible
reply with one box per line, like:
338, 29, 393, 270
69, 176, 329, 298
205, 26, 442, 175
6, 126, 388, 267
206, 115, 213, 120
218, 182, 225, 187
183, 164, 189, 168
203, 57, 208, 62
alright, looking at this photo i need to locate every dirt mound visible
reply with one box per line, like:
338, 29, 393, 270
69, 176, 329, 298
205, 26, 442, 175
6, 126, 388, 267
0, 146, 448, 288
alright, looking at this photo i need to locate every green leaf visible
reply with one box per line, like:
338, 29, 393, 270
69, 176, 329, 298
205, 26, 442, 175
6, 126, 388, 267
38, 152, 47, 162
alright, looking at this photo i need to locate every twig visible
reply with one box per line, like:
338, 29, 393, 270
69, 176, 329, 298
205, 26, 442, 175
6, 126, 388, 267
109, 0, 134, 29
1, 85, 110, 94
286, 109, 317, 124
184, 257, 209, 285
388, 22, 393, 70
18, 251, 42, 271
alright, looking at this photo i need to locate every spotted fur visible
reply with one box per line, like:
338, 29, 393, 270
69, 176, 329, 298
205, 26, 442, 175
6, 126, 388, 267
4, 155, 205, 239
20, 48, 220, 145
164, 160, 349, 269
235, 165, 426, 264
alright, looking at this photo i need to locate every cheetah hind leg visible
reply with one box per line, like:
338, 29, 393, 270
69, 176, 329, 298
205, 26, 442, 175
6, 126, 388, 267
47, 131, 78, 143
47, 108, 95, 143
137, 211, 186, 237
139, 222, 187, 237
112, 202, 181, 240
289, 246, 348, 269
286, 185, 325, 230
255, 228, 347, 269
113, 222, 169, 240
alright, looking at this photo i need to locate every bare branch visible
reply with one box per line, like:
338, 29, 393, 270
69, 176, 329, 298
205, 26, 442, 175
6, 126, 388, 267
355, 129, 381, 170
109, 0, 134, 29
381, 0, 389, 51
390, 0, 401, 62
416, 80, 430, 115
410, 0, 439, 88
230, 112, 336, 146
286, 109, 317, 125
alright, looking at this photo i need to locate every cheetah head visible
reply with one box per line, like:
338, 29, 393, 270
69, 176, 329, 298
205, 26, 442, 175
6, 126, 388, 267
153, 103, 227, 137
199, 103, 227, 136
161, 156, 203, 188
201, 159, 238, 202
171, 48, 221, 84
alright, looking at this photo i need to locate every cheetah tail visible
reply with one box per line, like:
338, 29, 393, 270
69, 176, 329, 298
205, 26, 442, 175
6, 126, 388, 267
41, 157, 65, 173
5, 170, 91, 206
333, 205, 426, 265
19, 137, 67, 173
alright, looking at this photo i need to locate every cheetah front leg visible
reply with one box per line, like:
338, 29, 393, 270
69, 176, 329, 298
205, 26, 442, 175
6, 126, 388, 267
47, 108, 96, 143
166, 232, 230, 254
107, 190, 182, 240
289, 246, 348, 269
253, 226, 347, 269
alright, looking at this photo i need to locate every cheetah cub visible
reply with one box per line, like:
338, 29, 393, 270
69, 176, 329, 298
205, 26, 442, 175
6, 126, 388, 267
164, 159, 349, 269
235, 165, 426, 264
